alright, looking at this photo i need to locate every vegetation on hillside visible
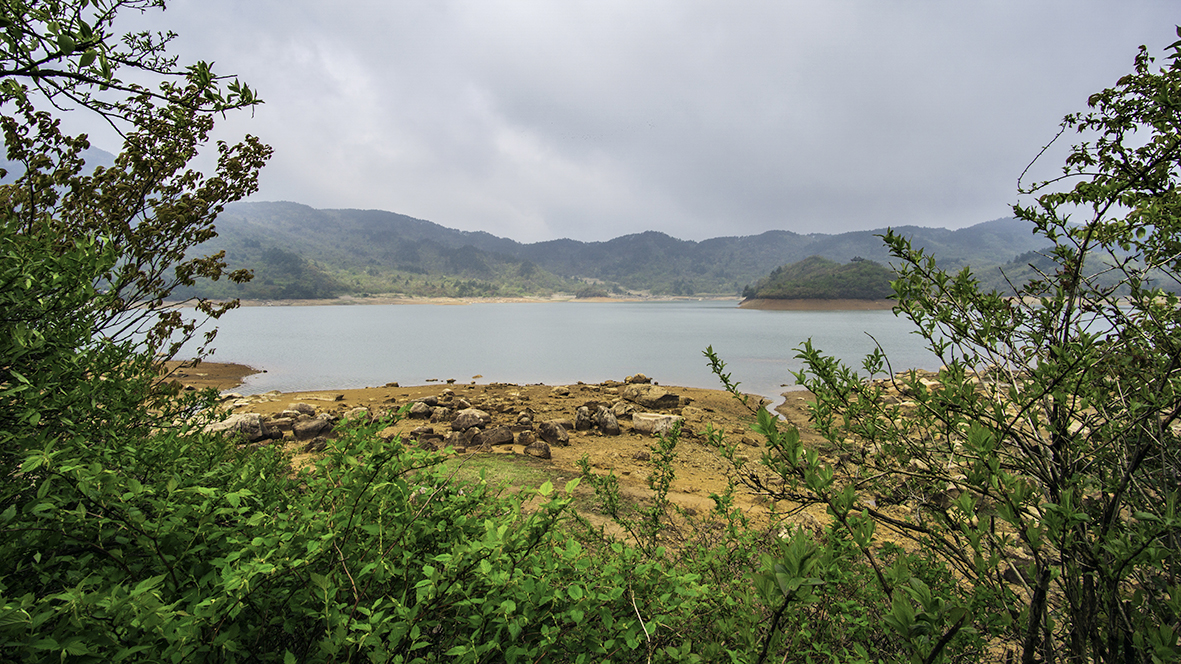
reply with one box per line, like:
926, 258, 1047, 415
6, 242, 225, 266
4, 2, 1179, 662
186, 204, 1048, 299
742, 255, 895, 300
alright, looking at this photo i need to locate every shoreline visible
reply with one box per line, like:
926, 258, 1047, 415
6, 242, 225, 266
738, 298, 895, 311
225, 294, 741, 307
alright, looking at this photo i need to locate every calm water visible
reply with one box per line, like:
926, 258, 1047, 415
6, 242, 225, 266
189, 300, 940, 404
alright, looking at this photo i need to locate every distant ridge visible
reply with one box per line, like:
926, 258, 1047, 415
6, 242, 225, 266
176, 201, 1050, 300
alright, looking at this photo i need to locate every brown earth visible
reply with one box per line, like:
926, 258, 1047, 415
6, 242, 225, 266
189, 363, 831, 526
162, 360, 262, 391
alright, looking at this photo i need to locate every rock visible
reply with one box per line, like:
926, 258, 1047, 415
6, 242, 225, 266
550, 386, 570, 396
420, 396, 439, 407
518, 430, 537, 446
524, 441, 552, 459
451, 408, 492, 431
620, 384, 680, 409
303, 436, 329, 453
288, 402, 316, 416
294, 417, 333, 440
475, 426, 515, 446
632, 450, 651, 461
344, 407, 370, 421
204, 413, 268, 442
267, 416, 295, 431
575, 406, 594, 431
408, 402, 432, 418
538, 421, 570, 446
301, 393, 344, 402
596, 406, 621, 436
377, 427, 400, 442
429, 407, 451, 423
625, 373, 651, 384
410, 426, 435, 438
631, 413, 684, 436
611, 401, 637, 418
452, 398, 471, 409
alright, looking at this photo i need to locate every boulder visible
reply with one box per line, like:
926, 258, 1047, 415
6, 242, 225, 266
475, 426, 515, 447
518, 430, 537, 446
611, 401, 637, 418
575, 406, 594, 431
294, 416, 333, 440
303, 437, 329, 453
429, 406, 452, 423
524, 441, 552, 459
538, 421, 569, 446
596, 406, 621, 436
631, 413, 684, 436
620, 384, 680, 409
288, 402, 316, 416
344, 407, 370, 421
550, 386, 570, 397
625, 373, 651, 384
267, 416, 295, 431
204, 413, 267, 442
451, 408, 492, 431
408, 402, 432, 418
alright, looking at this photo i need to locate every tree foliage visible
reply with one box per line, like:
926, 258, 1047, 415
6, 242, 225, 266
713, 33, 1181, 663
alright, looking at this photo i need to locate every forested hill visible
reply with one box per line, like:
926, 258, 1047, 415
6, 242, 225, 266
743, 256, 895, 300
180, 201, 1050, 299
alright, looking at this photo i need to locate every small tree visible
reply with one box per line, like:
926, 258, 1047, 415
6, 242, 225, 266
714, 32, 1181, 663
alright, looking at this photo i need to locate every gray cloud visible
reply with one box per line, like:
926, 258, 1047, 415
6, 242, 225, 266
77, 0, 1180, 242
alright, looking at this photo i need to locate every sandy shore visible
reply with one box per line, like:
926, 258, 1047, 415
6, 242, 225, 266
738, 298, 895, 310
161, 360, 263, 391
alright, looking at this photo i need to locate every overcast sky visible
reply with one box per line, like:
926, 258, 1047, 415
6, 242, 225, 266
72, 1, 1178, 243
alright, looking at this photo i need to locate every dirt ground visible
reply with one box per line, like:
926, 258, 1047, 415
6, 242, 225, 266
175, 362, 832, 524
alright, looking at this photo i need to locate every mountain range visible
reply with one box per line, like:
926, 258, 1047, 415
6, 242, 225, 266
176, 201, 1049, 300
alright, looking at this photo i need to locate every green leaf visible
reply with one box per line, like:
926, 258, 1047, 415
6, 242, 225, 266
539, 480, 553, 496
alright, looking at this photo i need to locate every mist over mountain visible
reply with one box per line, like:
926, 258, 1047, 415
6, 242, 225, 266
180, 201, 1050, 300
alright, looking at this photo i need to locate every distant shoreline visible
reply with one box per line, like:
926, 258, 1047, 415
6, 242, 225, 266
738, 298, 895, 311
176, 295, 899, 310
184, 295, 742, 307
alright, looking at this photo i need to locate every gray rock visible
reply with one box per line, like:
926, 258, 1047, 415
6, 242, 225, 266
288, 402, 316, 416
303, 436, 329, 453
267, 416, 295, 431
344, 407, 370, 421
475, 426, 515, 446
294, 417, 333, 440
625, 373, 651, 384
620, 384, 680, 409
518, 430, 537, 446
538, 421, 569, 446
611, 401, 637, 418
550, 386, 570, 397
408, 402, 432, 418
204, 413, 267, 442
429, 406, 452, 423
575, 406, 594, 431
524, 441, 552, 459
451, 408, 492, 431
596, 406, 621, 436
631, 413, 684, 436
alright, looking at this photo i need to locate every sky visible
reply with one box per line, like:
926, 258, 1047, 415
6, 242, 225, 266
69, 1, 1179, 244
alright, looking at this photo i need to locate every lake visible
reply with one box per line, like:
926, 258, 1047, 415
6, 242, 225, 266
189, 300, 940, 404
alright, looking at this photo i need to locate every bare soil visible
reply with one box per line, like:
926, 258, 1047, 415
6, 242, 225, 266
185, 363, 832, 525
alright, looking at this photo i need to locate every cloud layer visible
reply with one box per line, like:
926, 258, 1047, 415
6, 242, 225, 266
82, 1, 1179, 242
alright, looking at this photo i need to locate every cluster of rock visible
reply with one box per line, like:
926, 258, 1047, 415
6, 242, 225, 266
204, 391, 374, 453
204, 373, 695, 461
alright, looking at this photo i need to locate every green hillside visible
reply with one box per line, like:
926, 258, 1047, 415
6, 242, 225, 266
743, 256, 895, 300
177, 202, 1051, 300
